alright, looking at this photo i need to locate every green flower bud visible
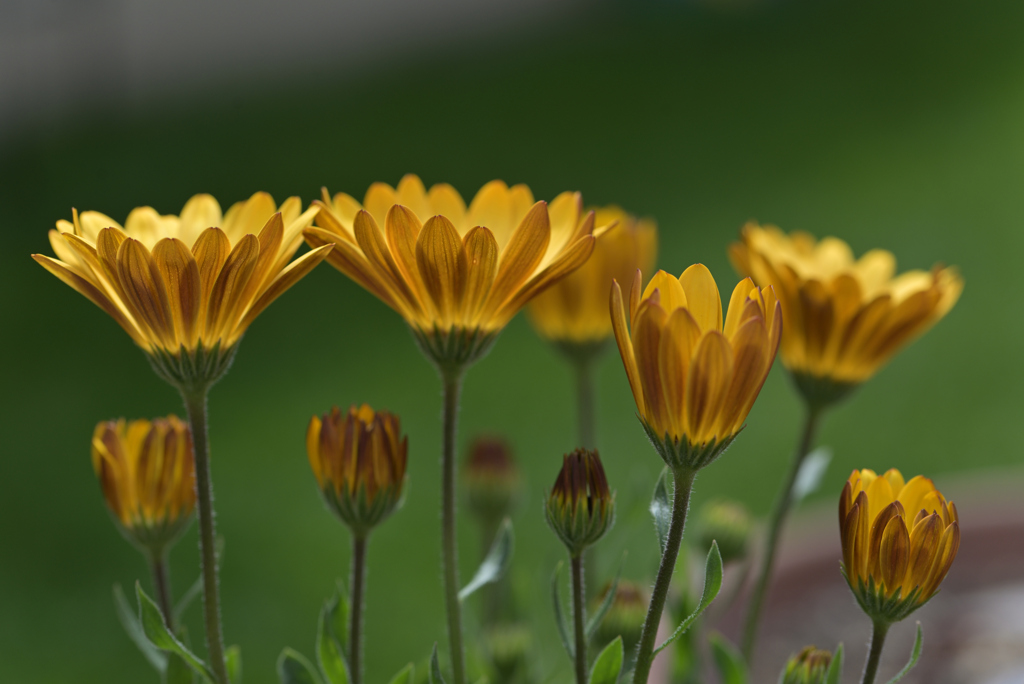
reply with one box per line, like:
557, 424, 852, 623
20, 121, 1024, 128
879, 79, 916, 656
464, 436, 520, 523
695, 499, 752, 564
780, 646, 833, 684
484, 622, 532, 680
545, 449, 615, 557
592, 580, 648, 655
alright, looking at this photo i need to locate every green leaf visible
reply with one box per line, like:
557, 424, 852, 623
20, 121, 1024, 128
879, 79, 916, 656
136, 582, 215, 683
113, 583, 167, 672
277, 648, 324, 684
332, 580, 350, 645
824, 643, 844, 684
386, 663, 414, 684
586, 553, 626, 639
551, 562, 574, 658
588, 636, 624, 684
653, 541, 723, 656
459, 518, 514, 601
226, 645, 242, 684
650, 467, 672, 553
883, 623, 923, 684
428, 644, 447, 684
165, 653, 196, 684
792, 447, 832, 504
317, 598, 351, 684
708, 631, 748, 684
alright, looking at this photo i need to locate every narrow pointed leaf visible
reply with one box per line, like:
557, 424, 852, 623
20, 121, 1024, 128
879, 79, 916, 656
136, 583, 215, 683
386, 664, 414, 684
428, 644, 447, 684
709, 631, 748, 684
792, 447, 832, 504
588, 636, 624, 684
650, 467, 672, 553
113, 583, 167, 671
225, 646, 242, 684
173, 575, 203, 623
883, 624, 923, 684
551, 562, 574, 658
653, 541, 723, 656
586, 553, 626, 639
332, 580, 350, 645
825, 643, 844, 684
277, 648, 324, 684
317, 599, 350, 684
460, 517, 514, 600
165, 653, 196, 684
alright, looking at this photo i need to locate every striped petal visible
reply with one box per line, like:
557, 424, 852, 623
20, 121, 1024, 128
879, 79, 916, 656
679, 264, 722, 333
684, 331, 732, 443
611, 279, 644, 415
416, 215, 465, 327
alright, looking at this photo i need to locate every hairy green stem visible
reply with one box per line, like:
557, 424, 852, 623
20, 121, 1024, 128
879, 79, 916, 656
149, 550, 174, 630
441, 368, 467, 684
861, 620, 890, 684
571, 554, 588, 684
349, 534, 368, 684
741, 403, 822, 662
632, 467, 697, 684
183, 389, 229, 684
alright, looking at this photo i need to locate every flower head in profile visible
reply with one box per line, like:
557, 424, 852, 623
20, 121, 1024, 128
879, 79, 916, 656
780, 646, 833, 684
305, 175, 600, 367
839, 468, 960, 623
91, 416, 195, 555
307, 404, 408, 536
730, 223, 962, 406
464, 436, 520, 524
545, 449, 615, 557
528, 206, 657, 348
611, 265, 781, 471
33, 193, 332, 389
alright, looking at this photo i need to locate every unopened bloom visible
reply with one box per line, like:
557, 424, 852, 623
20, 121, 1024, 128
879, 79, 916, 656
730, 224, 962, 406
780, 646, 833, 684
528, 206, 657, 346
464, 436, 520, 524
91, 417, 195, 554
611, 265, 781, 470
305, 175, 600, 367
592, 580, 648, 655
839, 469, 960, 623
34, 194, 332, 388
695, 499, 752, 565
307, 404, 408, 535
545, 449, 615, 557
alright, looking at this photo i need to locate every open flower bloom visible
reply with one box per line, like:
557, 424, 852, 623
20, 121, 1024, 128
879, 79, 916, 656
528, 206, 657, 346
839, 468, 960, 623
307, 404, 408, 535
305, 174, 601, 365
730, 224, 962, 403
91, 417, 195, 554
611, 265, 781, 470
545, 448, 615, 557
34, 193, 332, 386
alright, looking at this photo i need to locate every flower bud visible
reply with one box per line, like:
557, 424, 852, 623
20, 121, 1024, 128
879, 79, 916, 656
307, 404, 407, 536
592, 580, 648, 655
91, 417, 195, 555
483, 623, 533, 680
695, 500, 752, 565
545, 449, 615, 557
780, 646, 833, 684
464, 436, 520, 523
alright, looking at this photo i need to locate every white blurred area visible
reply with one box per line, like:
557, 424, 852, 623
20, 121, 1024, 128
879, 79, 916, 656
0, 0, 579, 139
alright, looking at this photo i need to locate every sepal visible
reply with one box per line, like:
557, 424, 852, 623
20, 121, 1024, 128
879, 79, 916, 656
147, 341, 239, 394
640, 420, 738, 471
410, 324, 498, 373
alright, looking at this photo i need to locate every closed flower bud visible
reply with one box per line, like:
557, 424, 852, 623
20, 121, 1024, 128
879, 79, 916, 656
545, 449, 615, 557
307, 404, 408, 536
483, 623, 533, 679
780, 646, 833, 684
91, 417, 195, 555
592, 580, 648, 655
695, 500, 752, 565
464, 436, 520, 523
839, 469, 960, 624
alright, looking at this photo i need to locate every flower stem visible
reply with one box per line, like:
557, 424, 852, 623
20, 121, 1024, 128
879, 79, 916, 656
741, 403, 823, 663
149, 549, 175, 630
441, 367, 467, 684
182, 389, 229, 684
632, 467, 697, 684
571, 554, 588, 684
860, 620, 891, 684
349, 534, 368, 684
574, 353, 596, 450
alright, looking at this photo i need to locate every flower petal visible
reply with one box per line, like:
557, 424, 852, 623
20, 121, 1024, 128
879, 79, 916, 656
416, 215, 465, 327
658, 307, 702, 439
205, 234, 260, 342
679, 264, 723, 333
643, 270, 687, 314
484, 201, 550, 316
116, 238, 175, 348
684, 330, 733, 444
611, 278, 644, 416
153, 237, 201, 348
461, 226, 499, 325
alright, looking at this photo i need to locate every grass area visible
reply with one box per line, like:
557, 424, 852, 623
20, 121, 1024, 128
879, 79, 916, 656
2, 0, 1023, 681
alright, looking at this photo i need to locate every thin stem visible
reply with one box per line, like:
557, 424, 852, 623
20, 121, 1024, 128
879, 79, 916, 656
571, 554, 588, 684
860, 620, 890, 684
441, 367, 467, 684
741, 403, 823, 663
183, 389, 229, 684
574, 354, 596, 450
349, 534, 368, 684
632, 467, 697, 684
149, 550, 175, 630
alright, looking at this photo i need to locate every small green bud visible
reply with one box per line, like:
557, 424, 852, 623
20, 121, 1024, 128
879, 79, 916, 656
780, 646, 833, 684
484, 622, 532, 679
464, 437, 520, 523
695, 499, 752, 564
592, 580, 647, 654
545, 449, 615, 557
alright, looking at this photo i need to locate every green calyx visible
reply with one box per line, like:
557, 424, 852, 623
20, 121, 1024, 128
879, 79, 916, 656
842, 566, 926, 625
410, 324, 498, 374
120, 511, 194, 559
544, 490, 615, 558
147, 341, 239, 395
640, 420, 738, 472
790, 371, 858, 412
321, 480, 405, 537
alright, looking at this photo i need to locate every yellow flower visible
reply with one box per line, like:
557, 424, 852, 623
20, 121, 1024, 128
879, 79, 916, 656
33, 193, 332, 387
304, 174, 599, 366
91, 416, 195, 553
528, 206, 657, 346
307, 404, 408, 535
610, 265, 781, 470
839, 468, 960, 623
730, 224, 962, 404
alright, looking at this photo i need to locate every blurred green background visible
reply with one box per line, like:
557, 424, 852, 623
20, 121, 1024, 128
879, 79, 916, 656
2, 0, 1023, 682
